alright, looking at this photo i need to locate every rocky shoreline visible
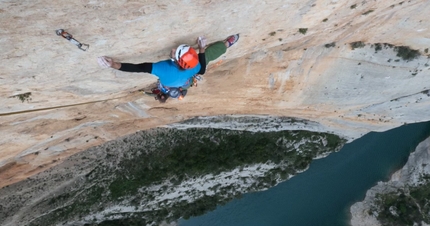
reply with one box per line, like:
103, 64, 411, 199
350, 136, 430, 226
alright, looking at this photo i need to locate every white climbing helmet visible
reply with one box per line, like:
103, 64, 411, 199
175, 44, 199, 69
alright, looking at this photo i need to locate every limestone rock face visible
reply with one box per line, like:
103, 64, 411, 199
1, 0, 430, 187
350, 136, 430, 226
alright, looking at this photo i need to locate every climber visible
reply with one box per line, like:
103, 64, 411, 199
97, 34, 240, 103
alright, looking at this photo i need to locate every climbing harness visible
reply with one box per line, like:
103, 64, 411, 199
157, 83, 185, 99
56, 29, 89, 51
139, 75, 202, 103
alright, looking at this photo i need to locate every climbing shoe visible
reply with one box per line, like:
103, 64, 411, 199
225, 34, 240, 48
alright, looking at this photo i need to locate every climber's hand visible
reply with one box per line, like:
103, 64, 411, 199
197, 36, 207, 49
97, 56, 113, 68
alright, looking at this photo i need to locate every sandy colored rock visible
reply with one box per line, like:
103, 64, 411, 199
1, 0, 430, 189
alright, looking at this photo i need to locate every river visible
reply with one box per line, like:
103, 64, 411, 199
179, 121, 430, 226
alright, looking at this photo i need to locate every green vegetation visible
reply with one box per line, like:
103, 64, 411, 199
26, 127, 346, 226
299, 28, 308, 35
350, 4, 357, 9
269, 31, 276, 36
325, 42, 336, 48
374, 43, 382, 52
374, 181, 430, 225
365, 43, 420, 61
350, 41, 365, 50
109, 129, 344, 198
384, 43, 394, 48
322, 18, 328, 22
10, 92, 32, 103
394, 46, 420, 61
95, 218, 149, 226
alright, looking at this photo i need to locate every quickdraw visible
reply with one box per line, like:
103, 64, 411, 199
192, 75, 202, 87
56, 29, 89, 51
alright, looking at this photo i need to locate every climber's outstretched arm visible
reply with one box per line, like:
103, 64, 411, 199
97, 56, 152, 73
119, 63, 152, 73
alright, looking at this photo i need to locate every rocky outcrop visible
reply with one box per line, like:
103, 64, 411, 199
350, 135, 430, 226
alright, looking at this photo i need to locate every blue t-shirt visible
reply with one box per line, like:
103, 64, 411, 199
151, 60, 201, 87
